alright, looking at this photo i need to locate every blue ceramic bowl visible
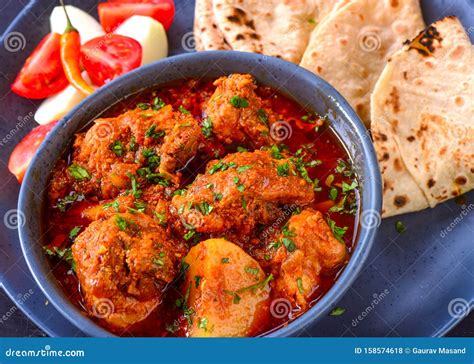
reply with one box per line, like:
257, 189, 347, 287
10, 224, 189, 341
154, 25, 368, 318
18, 51, 382, 337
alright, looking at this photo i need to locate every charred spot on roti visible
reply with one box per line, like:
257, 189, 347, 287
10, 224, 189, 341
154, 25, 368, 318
317, 66, 322, 73
407, 136, 415, 142
379, 133, 388, 142
455, 176, 467, 185
394, 195, 408, 208
235, 34, 245, 41
383, 179, 393, 192
250, 33, 261, 40
427, 178, 436, 188
439, 146, 447, 156
382, 152, 390, 161
385, 87, 400, 113
390, 0, 399, 7
403, 71, 408, 80
405, 24, 442, 56
393, 158, 403, 172
245, 20, 256, 30
227, 15, 242, 24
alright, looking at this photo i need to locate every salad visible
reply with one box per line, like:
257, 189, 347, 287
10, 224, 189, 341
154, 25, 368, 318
8, 0, 174, 183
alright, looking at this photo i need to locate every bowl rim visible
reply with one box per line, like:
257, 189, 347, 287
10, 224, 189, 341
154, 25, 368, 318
18, 50, 382, 338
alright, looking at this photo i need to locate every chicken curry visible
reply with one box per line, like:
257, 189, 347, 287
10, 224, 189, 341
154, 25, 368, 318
44, 74, 359, 337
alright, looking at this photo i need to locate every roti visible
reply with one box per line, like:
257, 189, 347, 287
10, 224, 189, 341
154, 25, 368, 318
371, 16, 474, 217
300, 0, 425, 126
194, 0, 230, 51
210, 0, 342, 63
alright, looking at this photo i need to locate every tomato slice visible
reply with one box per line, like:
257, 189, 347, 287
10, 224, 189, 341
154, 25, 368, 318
11, 33, 69, 99
81, 34, 142, 86
8, 121, 58, 183
98, 1, 175, 32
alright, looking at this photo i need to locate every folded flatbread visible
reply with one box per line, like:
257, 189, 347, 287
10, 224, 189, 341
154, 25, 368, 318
371, 16, 474, 217
194, 0, 230, 51
300, 0, 425, 126
194, 0, 345, 63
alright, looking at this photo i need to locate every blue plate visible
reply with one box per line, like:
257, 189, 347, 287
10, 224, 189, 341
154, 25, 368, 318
0, 0, 472, 337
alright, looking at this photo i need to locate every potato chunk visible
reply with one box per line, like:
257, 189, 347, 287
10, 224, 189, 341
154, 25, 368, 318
183, 238, 270, 337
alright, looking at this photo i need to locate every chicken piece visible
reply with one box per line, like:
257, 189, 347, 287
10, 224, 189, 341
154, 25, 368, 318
72, 212, 185, 329
183, 238, 270, 337
270, 209, 348, 308
65, 105, 201, 199
171, 150, 314, 238
205, 74, 271, 148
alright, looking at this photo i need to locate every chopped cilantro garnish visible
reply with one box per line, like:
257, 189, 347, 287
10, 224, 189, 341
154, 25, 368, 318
153, 97, 166, 110
67, 164, 91, 181
194, 275, 202, 288
68, 226, 81, 240
327, 218, 348, 243
197, 317, 208, 330
103, 199, 120, 212
145, 124, 165, 139
395, 221, 407, 234
129, 136, 137, 151
329, 307, 346, 316
270, 144, 284, 159
153, 258, 164, 267
329, 187, 338, 201
229, 96, 249, 108
136, 102, 150, 110
153, 211, 167, 225
237, 165, 253, 173
213, 192, 223, 201
208, 160, 236, 175
178, 105, 190, 114
257, 108, 269, 126
277, 162, 290, 177
221, 257, 230, 264
110, 140, 125, 156
115, 215, 129, 231
296, 277, 305, 294
44, 246, 76, 272
195, 202, 213, 216
201, 117, 213, 138
342, 180, 358, 193
282, 237, 296, 252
